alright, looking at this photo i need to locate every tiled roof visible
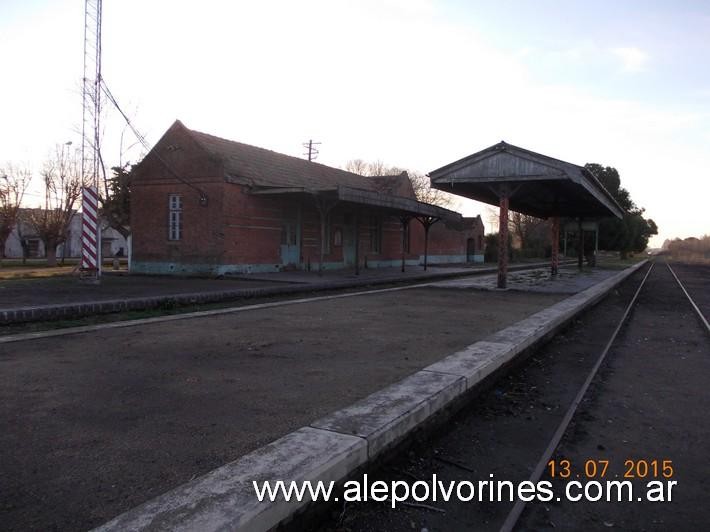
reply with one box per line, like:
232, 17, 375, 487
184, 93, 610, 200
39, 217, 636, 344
187, 126, 379, 192
369, 173, 417, 200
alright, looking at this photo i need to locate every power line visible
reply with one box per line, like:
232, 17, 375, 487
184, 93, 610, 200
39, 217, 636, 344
100, 79, 208, 206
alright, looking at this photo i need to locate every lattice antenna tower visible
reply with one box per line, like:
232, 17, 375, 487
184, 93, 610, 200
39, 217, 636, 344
80, 0, 103, 281
81, 0, 102, 190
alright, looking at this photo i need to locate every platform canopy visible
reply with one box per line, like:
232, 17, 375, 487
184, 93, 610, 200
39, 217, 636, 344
428, 141, 624, 220
251, 184, 460, 222
429, 141, 624, 288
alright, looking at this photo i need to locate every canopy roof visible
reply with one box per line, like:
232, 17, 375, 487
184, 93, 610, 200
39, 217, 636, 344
251, 185, 461, 222
429, 141, 623, 219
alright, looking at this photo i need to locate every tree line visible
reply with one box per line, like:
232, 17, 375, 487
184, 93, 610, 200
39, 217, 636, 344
662, 235, 710, 262
486, 163, 657, 261
0, 145, 131, 266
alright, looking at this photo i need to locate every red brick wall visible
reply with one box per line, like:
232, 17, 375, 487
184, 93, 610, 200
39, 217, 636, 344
131, 122, 485, 272
220, 187, 284, 266
131, 122, 225, 268
422, 217, 485, 256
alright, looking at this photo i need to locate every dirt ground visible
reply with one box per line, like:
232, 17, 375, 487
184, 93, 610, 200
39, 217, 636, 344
310, 262, 710, 531
667, 262, 709, 319
0, 286, 562, 531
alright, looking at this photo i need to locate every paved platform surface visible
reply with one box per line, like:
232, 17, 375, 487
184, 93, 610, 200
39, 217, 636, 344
0, 285, 563, 531
432, 265, 620, 294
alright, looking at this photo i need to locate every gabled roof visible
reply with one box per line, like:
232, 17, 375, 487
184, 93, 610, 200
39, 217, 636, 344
429, 141, 624, 219
154, 121, 462, 221
184, 123, 379, 192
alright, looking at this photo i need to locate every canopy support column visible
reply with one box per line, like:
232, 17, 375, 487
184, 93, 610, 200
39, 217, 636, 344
314, 197, 338, 277
354, 211, 360, 275
563, 229, 567, 257
414, 215, 440, 271
550, 216, 560, 276
497, 187, 510, 288
399, 216, 411, 273
577, 218, 584, 270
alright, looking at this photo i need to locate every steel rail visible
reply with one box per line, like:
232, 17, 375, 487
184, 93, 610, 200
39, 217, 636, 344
499, 261, 655, 532
666, 262, 710, 335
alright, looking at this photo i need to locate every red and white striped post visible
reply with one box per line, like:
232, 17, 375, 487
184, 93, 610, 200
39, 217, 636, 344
81, 186, 101, 279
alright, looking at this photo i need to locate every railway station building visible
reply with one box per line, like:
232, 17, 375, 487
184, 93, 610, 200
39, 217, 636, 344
130, 120, 484, 275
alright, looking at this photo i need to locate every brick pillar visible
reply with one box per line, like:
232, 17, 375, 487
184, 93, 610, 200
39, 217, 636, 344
550, 216, 559, 276
497, 193, 509, 289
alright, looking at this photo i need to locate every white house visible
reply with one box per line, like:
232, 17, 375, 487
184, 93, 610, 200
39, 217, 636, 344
3, 209, 128, 260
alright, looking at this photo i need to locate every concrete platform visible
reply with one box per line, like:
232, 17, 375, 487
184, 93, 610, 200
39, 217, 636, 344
0, 281, 566, 531
431, 265, 621, 294
93, 261, 647, 532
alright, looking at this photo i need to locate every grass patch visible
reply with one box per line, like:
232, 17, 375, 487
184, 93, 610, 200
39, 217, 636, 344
0, 259, 128, 280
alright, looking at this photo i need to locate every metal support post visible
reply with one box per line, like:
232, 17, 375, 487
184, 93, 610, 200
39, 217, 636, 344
498, 190, 509, 288
550, 216, 559, 276
577, 218, 584, 270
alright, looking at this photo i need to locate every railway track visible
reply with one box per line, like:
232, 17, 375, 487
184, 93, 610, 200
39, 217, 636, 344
499, 263, 656, 531
666, 262, 709, 334
309, 260, 710, 531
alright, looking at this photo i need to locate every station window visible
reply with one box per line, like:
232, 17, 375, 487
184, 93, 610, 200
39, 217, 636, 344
369, 216, 382, 253
168, 194, 183, 241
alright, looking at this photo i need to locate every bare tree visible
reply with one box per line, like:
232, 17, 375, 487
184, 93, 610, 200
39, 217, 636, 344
0, 163, 32, 263
15, 213, 31, 265
344, 159, 455, 208
26, 144, 87, 266
343, 158, 369, 176
509, 211, 546, 253
407, 170, 455, 208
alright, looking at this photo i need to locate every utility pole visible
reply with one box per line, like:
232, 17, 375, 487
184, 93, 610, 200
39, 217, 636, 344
303, 139, 321, 162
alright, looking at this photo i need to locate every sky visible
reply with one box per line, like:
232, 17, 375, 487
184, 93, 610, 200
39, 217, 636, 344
1, 0, 709, 247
